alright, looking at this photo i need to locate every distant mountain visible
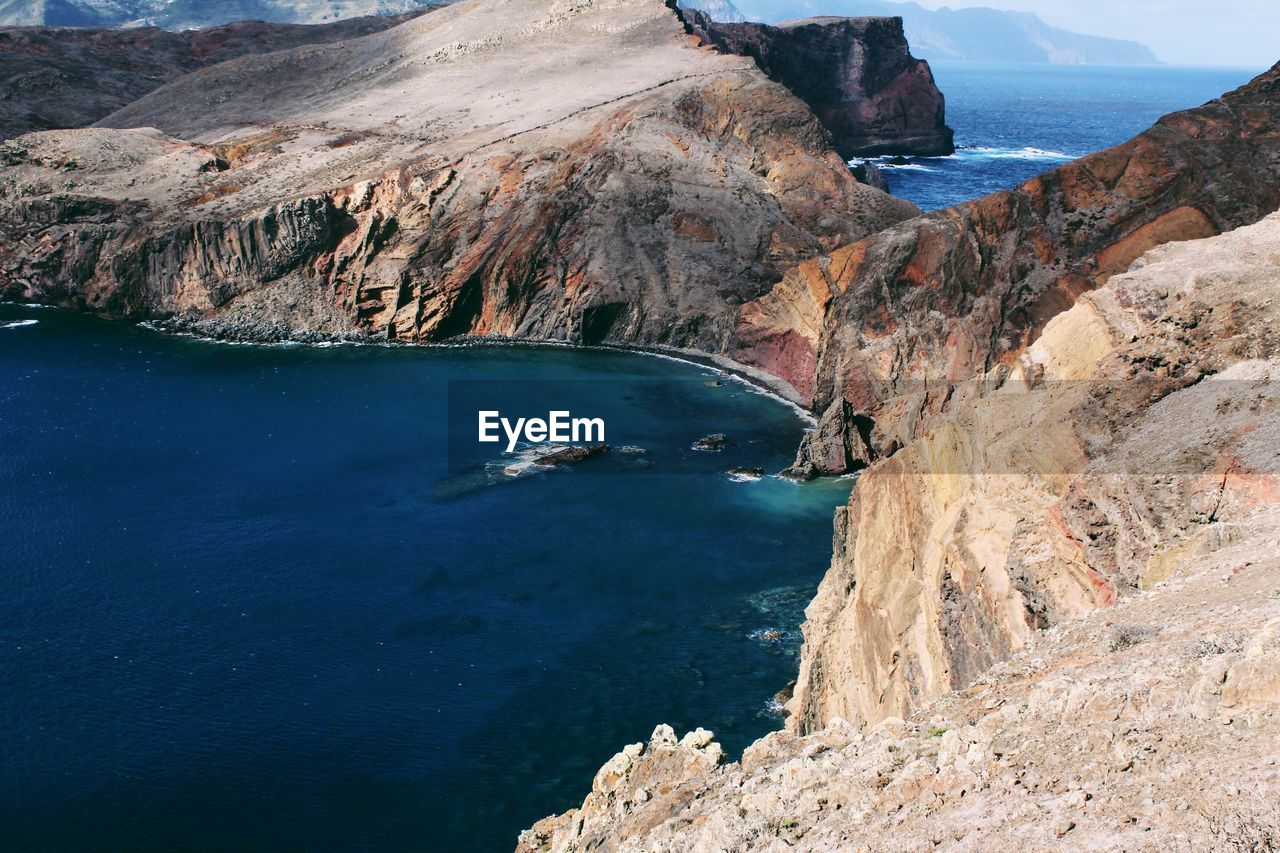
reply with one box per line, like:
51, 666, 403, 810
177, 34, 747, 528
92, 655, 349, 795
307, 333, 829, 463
731, 0, 1159, 65
0, 0, 440, 28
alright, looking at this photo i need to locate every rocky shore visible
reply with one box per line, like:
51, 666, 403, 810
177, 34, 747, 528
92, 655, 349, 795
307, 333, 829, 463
2, 2, 1279, 848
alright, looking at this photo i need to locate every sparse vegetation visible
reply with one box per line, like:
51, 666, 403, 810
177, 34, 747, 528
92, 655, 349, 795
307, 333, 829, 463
1200, 797, 1280, 851
1106, 623, 1157, 652
1188, 632, 1247, 658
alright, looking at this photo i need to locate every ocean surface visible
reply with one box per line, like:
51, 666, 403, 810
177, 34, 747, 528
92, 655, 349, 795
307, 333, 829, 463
864, 63, 1263, 211
0, 305, 853, 851
1, 62, 1267, 853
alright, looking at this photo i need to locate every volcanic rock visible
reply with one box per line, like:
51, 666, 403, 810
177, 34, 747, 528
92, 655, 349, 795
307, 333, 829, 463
693, 13, 955, 157
0, 0, 919, 350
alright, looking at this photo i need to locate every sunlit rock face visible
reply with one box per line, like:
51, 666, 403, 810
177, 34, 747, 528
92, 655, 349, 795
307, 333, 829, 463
0, 0, 919, 350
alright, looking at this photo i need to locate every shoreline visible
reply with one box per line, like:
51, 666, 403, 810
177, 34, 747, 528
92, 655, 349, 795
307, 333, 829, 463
2, 301, 817, 427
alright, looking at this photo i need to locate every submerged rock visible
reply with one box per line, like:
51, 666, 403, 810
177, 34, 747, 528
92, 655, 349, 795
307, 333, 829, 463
727, 466, 764, 481
530, 444, 609, 467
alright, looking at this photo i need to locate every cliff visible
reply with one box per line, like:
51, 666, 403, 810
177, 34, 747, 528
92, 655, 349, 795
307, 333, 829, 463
733, 62, 1280, 477
692, 13, 954, 157
0, 0, 920, 349
521, 211, 1280, 852
0, 12, 428, 141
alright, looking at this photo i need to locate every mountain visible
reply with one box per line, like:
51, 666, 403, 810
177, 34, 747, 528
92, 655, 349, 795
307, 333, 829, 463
0, 0, 922, 351
0, 0, 441, 28
0, 12, 425, 140
729, 0, 1160, 64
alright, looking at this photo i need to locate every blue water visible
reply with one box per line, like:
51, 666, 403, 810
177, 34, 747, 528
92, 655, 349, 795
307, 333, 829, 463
863, 63, 1264, 211
0, 306, 853, 851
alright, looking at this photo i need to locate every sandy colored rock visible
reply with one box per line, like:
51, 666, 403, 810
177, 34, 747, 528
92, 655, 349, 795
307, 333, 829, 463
522, 215, 1280, 853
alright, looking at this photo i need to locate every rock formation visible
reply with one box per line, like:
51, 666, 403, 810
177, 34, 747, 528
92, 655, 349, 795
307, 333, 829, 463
693, 13, 954, 157
0, 0, 919, 349
521, 211, 1280, 853
0, 12, 428, 141
734, 62, 1280, 477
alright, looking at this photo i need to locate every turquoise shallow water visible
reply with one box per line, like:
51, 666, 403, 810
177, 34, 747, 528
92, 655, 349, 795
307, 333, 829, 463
0, 305, 852, 851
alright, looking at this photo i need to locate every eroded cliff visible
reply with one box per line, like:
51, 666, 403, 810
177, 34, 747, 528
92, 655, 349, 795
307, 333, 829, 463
692, 13, 955, 157
734, 62, 1280, 477
0, 0, 920, 350
521, 212, 1280, 853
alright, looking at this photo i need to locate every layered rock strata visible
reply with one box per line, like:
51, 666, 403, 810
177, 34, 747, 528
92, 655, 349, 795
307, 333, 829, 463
0, 0, 919, 348
693, 13, 954, 157
734, 62, 1280, 479
522, 212, 1280, 853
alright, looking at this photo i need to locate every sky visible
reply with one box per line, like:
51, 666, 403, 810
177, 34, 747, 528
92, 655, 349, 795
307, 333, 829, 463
910, 0, 1276, 67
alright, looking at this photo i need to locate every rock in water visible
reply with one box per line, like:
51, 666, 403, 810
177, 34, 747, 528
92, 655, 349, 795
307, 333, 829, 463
693, 434, 728, 451
691, 13, 955, 157
0, 0, 920, 348
530, 445, 609, 466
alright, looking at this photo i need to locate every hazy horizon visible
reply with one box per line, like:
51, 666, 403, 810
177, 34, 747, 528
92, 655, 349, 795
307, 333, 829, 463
735, 0, 1277, 69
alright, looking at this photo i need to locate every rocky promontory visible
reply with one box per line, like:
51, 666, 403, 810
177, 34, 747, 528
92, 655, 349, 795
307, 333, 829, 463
693, 13, 955, 157
0, 0, 923, 351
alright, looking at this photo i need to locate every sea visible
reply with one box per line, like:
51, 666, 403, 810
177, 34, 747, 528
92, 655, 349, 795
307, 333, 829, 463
862, 62, 1262, 211
0, 62, 1265, 851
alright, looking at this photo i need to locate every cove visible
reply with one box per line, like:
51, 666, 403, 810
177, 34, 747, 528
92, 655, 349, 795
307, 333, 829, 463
0, 304, 853, 852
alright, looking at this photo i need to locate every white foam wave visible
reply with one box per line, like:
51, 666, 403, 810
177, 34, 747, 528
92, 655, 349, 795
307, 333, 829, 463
957, 146, 1075, 161
1, 319, 38, 329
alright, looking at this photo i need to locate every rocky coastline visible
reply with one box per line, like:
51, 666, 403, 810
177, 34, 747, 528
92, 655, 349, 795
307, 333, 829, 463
2, 2, 1279, 849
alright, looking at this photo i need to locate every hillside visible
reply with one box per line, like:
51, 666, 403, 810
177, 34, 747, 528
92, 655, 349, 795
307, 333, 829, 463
0, 12, 425, 140
0, 0, 440, 28
0, 0, 923, 352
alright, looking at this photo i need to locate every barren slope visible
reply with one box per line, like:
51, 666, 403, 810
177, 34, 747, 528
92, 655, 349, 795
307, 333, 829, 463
0, 0, 918, 351
0, 12, 428, 141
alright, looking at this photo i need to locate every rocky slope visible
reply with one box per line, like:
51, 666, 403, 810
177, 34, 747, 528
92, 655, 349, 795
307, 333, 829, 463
692, 13, 954, 157
0, 0, 920, 349
0, 12, 427, 141
0, 0, 442, 28
521, 212, 1280, 853
732, 62, 1280, 477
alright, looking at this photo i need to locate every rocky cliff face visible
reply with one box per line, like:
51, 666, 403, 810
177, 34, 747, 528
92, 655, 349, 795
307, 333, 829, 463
0, 0, 920, 350
0, 13, 428, 142
522, 212, 1280, 853
733, 62, 1280, 478
693, 14, 954, 157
